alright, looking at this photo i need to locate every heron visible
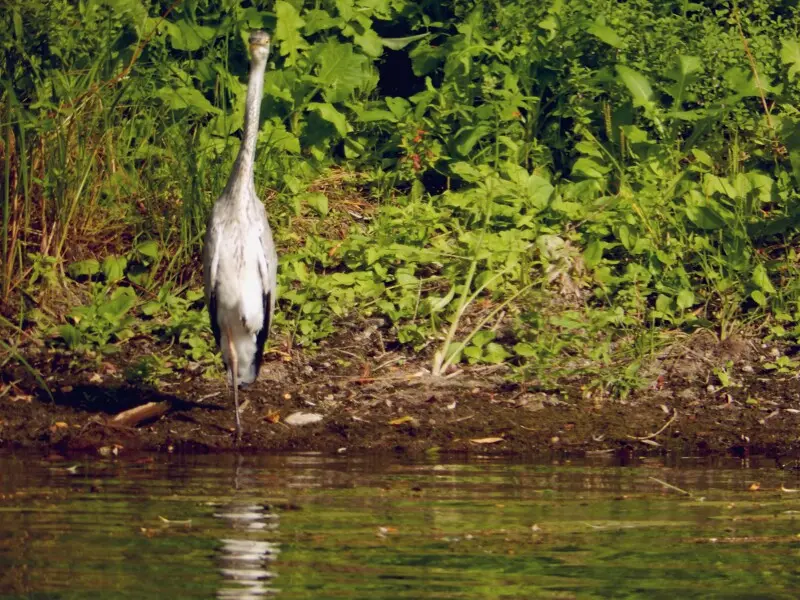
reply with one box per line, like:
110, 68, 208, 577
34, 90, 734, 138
203, 30, 278, 443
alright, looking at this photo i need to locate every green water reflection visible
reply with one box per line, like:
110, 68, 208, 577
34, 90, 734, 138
0, 453, 798, 599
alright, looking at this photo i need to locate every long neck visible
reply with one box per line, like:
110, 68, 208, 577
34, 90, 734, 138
230, 55, 267, 191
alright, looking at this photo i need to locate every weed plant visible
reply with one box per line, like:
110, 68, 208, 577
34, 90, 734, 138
2, 0, 800, 395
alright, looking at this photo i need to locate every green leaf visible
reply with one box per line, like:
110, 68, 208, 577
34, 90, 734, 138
141, 301, 163, 316
58, 324, 82, 348
664, 55, 702, 104
99, 288, 137, 320
691, 148, 714, 168
483, 343, 512, 364
752, 264, 776, 294
655, 294, 673, 315
304, 8, 339, 35
357, 109, 396, 123
677, 289, 694, 310
302, 192, 329, 217
587, 20, 624, 49
583, 240, 604, 268
685, 205, 727, 230
314, 40, 373, 103
353, 28, 383, 57
102, 255, 128, 283
751, 289, 767, 307
67, 259, 100, 278
616, 65, 654, 109
156, 85, 219, 115
572, 157, 610, 179
307, 103, 349, 137
452, 125, 490, 156
381, 33, 428, 51
275, 1, 310, 66
165, 19, 215, 51
513, 342, 538, 358
386, 97, 410, 118
137, 240, 160, 260
781, 38, 800, 80
260, 119, 301, 153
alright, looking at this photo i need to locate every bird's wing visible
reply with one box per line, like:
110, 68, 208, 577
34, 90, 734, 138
254, 206, 278, 373
202, 212, 222, 347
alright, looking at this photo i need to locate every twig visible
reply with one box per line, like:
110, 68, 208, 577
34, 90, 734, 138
628, 409, 678, 441
733, 9, 776, 142
649, 476, 693, 497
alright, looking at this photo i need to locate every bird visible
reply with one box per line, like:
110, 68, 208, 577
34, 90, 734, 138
203, 30, 278, 443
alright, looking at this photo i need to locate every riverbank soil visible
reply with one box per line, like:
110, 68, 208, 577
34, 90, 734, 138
3, 328, 800, 459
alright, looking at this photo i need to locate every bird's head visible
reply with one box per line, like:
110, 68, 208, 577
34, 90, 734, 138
248, 30, 271, 62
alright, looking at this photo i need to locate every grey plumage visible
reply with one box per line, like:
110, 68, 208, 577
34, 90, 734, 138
202, 30, 278, 442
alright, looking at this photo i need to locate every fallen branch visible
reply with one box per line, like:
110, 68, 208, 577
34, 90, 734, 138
111, 401, 170, 427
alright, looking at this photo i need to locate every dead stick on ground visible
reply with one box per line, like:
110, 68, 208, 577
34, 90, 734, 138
628, 409, 678, 441
110, 401, 170, 427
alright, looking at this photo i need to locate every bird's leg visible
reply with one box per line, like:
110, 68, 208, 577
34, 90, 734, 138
225, 326, 242, 443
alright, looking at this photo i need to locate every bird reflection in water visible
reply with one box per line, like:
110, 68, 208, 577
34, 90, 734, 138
214, 457, 281, 598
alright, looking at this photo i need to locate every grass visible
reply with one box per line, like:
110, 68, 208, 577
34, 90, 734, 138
2, 0, 800, 398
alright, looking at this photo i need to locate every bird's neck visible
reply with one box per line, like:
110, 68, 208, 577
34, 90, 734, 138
231, 57, 267, 194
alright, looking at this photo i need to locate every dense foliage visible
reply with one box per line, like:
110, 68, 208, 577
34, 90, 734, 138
2, 0, 800, 392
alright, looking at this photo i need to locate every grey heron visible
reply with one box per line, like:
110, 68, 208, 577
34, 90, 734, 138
202, 30, 278, 442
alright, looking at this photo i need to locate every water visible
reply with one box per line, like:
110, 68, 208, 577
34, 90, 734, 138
0, 453, 799, 599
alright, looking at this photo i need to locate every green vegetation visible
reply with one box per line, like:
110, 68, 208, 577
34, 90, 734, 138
2, 0, 800, 395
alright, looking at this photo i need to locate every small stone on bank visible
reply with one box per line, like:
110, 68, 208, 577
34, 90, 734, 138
284, 412, 324, 426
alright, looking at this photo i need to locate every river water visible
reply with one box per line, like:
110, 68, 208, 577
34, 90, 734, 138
0, 452, 798, 598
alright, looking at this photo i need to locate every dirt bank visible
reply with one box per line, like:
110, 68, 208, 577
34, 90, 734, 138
3, 329, 800, 460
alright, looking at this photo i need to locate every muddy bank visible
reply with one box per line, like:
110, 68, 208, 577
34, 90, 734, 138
3, 330, 800, 459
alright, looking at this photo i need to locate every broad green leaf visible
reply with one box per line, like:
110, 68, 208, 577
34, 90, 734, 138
260, 120, 301, 154
677, 289, 695, 310
751, 290, 767, 307
513, 342, 538, 358
664, 55, 702, 104
588, 20, 624, 49
381, 33, 428, 51
137, 240, 160, 259
781, 38, 800, 80
307, 103, 349, 136
655, 294, 673, 315
314, 40, 373, 103
752, 264, 776, 294
616, 65, 654, 108
165, 19, 215, 51
68, 259, 100, 278
353, 28, 383, 57
58, 324, 82, 348
691, 148, 714, 168
483, 342, 512, 364
99, 288, 137, 320
572, 157, 610, 179
357, 109, 396, 122
102, 255, 127, 283
583, 240, 604, 268
386, 97, 410, 118
472, 330, 495, 348
275, 1, 310, 66
302, 192, 329, 217
427, 286, 456, 313
141, 301, 163, 316
304, 8, 339, 35
155, 85, 219, 115
685, 205, 727, 230
452, 125, 490, 156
